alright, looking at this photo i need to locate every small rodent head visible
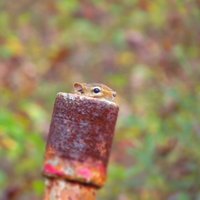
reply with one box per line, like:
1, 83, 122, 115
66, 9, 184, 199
74, 82, 116, 102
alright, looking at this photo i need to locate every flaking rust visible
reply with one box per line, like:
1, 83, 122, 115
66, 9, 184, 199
43, 92, 119, 199
44, 179, 97, 200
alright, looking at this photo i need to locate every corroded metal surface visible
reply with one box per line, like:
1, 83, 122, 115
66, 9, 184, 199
44, 155, 106, 186
43, 93, 119, 187
44, 178, 97, 200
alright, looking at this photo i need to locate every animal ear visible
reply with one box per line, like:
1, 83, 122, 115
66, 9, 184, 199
74, 82, 84, 93
112, 91, 117, 97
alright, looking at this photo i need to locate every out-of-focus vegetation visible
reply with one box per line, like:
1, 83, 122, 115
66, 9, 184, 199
0, 0, 200, 199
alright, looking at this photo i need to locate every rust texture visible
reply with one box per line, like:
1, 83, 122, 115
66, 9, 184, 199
43, 93, 119, 200
44, 178, 97, 200
43, 92, 119, 199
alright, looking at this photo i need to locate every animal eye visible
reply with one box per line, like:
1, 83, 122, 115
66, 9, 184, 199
93, 87, 101, 93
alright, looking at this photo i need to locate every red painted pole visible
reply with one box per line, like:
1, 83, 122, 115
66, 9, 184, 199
43, 93, 119, 200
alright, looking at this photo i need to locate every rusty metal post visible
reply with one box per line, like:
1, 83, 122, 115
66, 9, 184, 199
43, 93, 119, 200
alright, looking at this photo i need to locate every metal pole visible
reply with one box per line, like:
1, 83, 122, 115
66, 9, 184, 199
43, 93, 119, 200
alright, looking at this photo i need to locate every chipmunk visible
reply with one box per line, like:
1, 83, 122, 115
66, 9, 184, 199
74, 82, 117, 102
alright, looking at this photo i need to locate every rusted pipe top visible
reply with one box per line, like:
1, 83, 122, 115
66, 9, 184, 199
43, 93, 119, 187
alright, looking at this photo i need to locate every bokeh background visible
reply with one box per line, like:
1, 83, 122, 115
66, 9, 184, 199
1, 0, 200, 199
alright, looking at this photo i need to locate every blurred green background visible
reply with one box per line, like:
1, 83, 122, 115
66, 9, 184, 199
1, 0, 200, 199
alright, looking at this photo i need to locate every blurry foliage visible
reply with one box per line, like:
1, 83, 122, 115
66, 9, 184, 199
0, 0, 200, 199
